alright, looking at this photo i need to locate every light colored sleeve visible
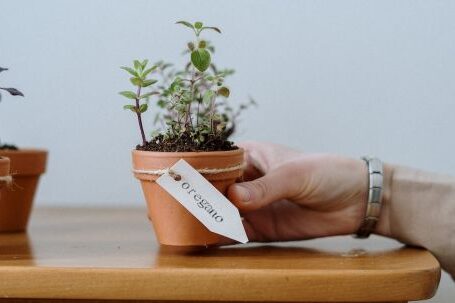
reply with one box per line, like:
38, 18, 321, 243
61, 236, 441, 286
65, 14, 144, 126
386, 165, 455, 278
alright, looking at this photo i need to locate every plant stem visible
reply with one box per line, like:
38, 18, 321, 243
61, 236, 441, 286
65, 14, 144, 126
196, 99, 200, 127
209, 97, 215, 133
187, 68, 197, 129
135, 86, 147, 146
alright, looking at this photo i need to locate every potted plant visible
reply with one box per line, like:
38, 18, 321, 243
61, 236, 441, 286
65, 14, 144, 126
0, 67, 47, 232
120, 21, 255, 246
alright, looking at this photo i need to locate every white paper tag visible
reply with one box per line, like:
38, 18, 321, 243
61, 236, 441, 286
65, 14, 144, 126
156, 159, 248, 243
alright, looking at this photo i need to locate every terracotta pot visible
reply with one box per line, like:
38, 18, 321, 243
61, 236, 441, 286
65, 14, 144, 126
0, 149, 47, 232
132, 148, 244, 246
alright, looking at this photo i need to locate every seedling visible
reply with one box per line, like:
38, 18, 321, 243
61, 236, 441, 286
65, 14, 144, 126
120, 21, 255, 152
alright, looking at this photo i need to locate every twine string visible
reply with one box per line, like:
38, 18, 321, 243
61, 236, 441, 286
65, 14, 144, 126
132, 162, 246, 178
0, 176, 12, 185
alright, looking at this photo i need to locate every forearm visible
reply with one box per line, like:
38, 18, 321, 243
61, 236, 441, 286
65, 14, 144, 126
376, 164, 455, 277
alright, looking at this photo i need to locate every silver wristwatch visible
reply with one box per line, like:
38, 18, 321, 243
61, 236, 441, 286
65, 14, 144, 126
356, 156, 383, 238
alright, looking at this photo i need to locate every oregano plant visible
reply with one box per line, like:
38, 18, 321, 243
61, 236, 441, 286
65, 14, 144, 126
0, 67, 24, 149
120, 21, 255, 152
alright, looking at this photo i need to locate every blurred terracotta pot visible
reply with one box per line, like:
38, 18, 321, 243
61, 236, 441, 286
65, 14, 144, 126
132, 149, 244, 246
0, 149, 47, 232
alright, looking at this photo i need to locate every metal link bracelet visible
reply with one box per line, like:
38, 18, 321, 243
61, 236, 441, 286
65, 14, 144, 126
356, 156, 384, 238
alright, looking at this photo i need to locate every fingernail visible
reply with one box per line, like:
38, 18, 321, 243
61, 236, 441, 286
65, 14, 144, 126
236, 184, 251, 203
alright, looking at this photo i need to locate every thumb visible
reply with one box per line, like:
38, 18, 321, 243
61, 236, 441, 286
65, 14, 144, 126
228, 168, 295, 211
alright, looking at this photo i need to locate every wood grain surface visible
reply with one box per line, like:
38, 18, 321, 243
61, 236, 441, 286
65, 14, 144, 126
0, 208, 440, 302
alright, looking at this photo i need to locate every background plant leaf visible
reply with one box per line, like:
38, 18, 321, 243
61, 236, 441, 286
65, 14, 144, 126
0, 87, 24, 97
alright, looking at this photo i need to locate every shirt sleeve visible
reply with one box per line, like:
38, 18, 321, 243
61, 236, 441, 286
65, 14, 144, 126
387, 165, 455, 279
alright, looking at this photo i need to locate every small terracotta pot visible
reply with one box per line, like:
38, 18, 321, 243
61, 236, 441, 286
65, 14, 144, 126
0, 149, 47, 232
132, 148, 244, 246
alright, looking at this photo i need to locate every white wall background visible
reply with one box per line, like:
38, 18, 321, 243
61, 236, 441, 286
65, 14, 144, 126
1, 1, 454, 301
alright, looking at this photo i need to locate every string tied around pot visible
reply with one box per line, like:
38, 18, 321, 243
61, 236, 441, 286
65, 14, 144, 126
132, 162, 246, 181
0, 175, 13, 186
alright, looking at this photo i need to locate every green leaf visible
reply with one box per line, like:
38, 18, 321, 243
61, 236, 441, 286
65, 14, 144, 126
157, 99, 167, 108
169, 78, 182, 92
142, 79, 158, 87
191, 49, 211, 72
194, 21, 203, 29
140, 92, 158, 99
123, 104, 136, 112
119, 91, 137, 99
130, 77, 142, 86
141, 65, 157, 78
203, 90, 215, 105
141, 59, 148, 69
133, 60, 141, 70
201, 26, 221, 34
139, 103, 148, 113
176, 21, 194, 29
120, 66, 138, 77
217, 86, 230, 97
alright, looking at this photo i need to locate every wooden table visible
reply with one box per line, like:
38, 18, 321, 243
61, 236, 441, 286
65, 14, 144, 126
0, 208, 440, 303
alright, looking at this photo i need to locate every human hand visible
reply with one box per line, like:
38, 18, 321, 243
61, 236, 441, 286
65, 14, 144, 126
227, 141, 390, 242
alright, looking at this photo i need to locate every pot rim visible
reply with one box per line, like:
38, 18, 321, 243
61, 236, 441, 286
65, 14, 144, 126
0, 148, 47, 175
132, 147, 243, 158
132, 147, 244, 181
0, 148, 47, 155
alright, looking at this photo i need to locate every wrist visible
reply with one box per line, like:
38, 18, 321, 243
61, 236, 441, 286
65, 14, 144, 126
373, 163, 394, 237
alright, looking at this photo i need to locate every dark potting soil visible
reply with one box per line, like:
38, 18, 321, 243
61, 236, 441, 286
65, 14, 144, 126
0, 144, 18, 150
136, 133, 238, 152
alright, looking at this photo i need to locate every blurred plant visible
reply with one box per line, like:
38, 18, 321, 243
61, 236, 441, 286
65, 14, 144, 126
0, 67, 24, 101
120, 21, 256, 151
0, 67, 24, 149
